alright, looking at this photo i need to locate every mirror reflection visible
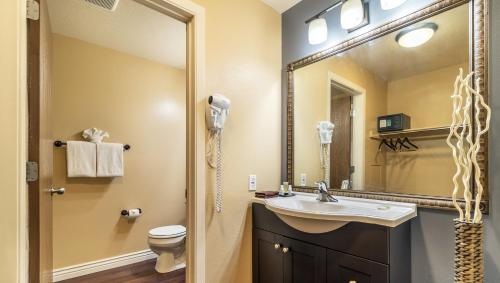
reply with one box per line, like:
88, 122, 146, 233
293, 4, 469, 197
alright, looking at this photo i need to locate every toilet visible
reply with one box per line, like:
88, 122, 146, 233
148, 225, 186, 273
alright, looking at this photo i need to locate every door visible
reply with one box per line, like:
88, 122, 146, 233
282, 235, 326, 283
327, 250, 388, 283
330, 86, 352, 189
28, 0, 54, 282
253, 229, 327, 283
253, 229, 285, 283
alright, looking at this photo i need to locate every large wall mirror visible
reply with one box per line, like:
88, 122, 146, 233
286, 0, 489, 212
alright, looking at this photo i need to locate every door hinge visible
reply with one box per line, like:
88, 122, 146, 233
27, 0, 40, 21
26, 161, 39, 182
350, 104, 355, 117
350, 165, 355, 174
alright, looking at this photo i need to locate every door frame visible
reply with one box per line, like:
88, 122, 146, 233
24, 0, 206, 282
327, 72, 366, 190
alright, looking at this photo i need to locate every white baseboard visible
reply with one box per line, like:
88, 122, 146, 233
52, 249, 157, 282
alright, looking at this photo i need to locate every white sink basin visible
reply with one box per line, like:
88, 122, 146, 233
255, 192, 417, 233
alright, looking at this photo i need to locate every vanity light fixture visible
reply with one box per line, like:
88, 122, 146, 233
380, 0, 407, 10
305, 0, 343, 45
396, 23, 438, 48
308, 18, 328, 45
305, 0, 370, 45
340, 0, 367, 30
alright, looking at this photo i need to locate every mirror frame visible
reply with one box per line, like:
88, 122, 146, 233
286, 0, 489, 213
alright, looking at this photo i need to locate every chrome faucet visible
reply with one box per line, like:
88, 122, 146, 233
315, 181, 338, 202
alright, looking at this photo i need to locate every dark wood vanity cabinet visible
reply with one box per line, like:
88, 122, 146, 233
252, 203, 410, 283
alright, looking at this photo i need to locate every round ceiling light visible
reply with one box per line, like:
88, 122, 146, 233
308, 18, 328, 45
396, 23, 438, 48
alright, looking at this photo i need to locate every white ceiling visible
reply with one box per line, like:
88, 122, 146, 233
341, 3, 469, 81
260, 0, 302, 13
47, 0, 186, 69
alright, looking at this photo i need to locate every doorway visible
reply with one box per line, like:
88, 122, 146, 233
329, 84, 353, 189
26, 0, 205, 282
327, 72, 365, 190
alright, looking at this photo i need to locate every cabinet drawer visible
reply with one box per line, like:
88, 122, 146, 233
327, 250, 388, 283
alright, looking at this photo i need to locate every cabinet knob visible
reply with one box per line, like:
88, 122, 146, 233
282, 247, 289, 253
274, 243, 281, 250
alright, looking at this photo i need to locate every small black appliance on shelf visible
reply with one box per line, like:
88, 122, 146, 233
377, 113, 411, 132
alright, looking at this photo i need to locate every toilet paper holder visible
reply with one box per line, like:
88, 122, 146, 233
121, 208, 142, 218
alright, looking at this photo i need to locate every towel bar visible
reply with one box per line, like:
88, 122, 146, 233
54, 140, 131, 151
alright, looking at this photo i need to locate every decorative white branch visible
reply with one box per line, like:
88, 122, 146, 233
448, 69, 491, 223
447, 73, 464, 221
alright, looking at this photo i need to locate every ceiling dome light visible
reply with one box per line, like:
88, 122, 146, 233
308, 18, 328, 45
380, 0, 407, 10
396, 23, 438, 48
341, 0, 364, 30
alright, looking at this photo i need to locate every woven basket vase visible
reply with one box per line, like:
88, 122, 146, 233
454, 219, 484, 283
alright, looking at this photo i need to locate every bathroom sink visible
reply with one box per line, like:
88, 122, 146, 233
254, 192, 417, 233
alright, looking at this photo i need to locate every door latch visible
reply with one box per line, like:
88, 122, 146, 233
26, 161, 39, 182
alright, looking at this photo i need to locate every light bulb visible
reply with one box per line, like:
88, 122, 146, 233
341, 0, 364, 30
380, 0, 407, 10
396, 23, 438, 48
308, 18, 328, 45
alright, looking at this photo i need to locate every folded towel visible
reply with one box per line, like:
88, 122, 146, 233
97, 142, 124, 177
66, 141, 97, 178
255, 191, 279, 198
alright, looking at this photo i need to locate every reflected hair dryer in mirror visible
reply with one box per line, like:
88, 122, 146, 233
317, 121, 335, 186
317, 121, 335, 144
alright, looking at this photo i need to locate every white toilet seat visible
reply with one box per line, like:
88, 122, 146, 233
148, 225, 186, 239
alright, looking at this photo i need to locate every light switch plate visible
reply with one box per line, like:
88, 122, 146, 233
249, 175, 257, 191
300, 173, 307, 186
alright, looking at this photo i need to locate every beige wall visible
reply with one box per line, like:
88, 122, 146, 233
191, 0, 282, 282
2, 0, 281, 280
51, 35, 187, 268
0, 1, 25, 282
385, 62, 468, 196
293, 56, 388, 189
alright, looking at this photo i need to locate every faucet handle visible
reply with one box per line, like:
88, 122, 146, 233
315, 181, 328, 192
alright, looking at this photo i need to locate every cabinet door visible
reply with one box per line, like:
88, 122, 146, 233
253, 229, 285, 283
327, 250, 388, 283
282, 235, 327, 283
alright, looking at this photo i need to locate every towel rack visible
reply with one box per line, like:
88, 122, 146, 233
54, 140, 131, 151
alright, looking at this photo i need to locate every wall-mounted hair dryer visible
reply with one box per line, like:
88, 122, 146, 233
206, 94, 231, 130
317, 121, 335, 186
206, 94, 231, 213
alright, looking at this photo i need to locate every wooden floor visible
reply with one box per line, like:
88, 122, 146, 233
60, 259, 185, 283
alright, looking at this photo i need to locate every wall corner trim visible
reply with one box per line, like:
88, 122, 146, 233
52, 250, 157, 282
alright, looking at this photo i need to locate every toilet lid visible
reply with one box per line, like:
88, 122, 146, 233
148, 225, 186, 239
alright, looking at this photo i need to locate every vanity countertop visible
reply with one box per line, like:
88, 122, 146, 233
253, 192, 417, 228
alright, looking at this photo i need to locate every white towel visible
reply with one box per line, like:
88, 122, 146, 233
66, 141, 97, 178
97, 142, 124, 177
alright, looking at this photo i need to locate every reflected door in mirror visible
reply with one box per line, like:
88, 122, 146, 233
330, 85, 352, 189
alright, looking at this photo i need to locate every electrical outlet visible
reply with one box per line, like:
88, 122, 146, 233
300, 173, 307, 186
248, 175, 257, 191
